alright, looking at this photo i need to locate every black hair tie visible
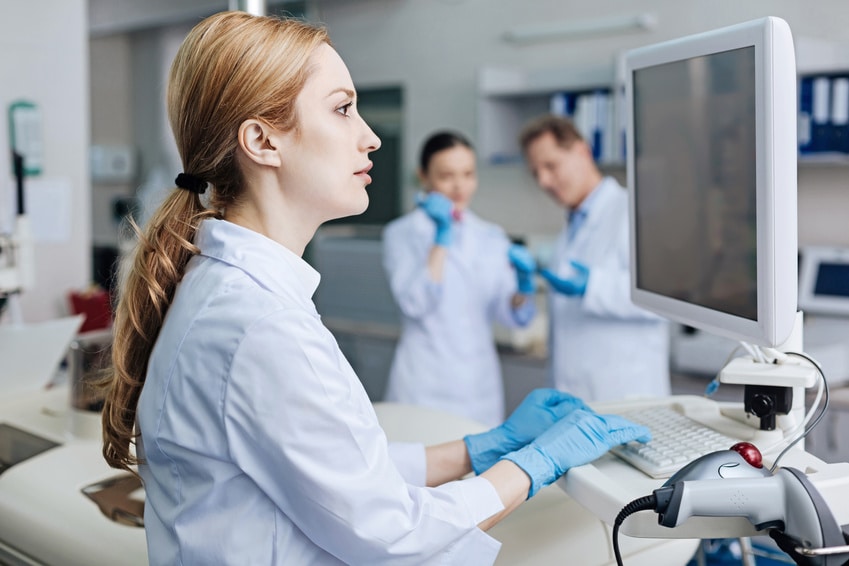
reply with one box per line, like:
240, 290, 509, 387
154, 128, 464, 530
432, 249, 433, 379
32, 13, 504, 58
175, 172, 208, 195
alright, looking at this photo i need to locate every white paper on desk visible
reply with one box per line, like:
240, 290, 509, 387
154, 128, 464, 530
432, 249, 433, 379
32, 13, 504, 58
0, 315, 84, 395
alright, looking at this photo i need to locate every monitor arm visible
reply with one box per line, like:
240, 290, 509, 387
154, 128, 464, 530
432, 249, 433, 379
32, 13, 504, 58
719, 311, 819, 432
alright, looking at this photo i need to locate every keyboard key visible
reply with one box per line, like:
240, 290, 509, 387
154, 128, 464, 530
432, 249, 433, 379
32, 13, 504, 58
610, 406, 741, 478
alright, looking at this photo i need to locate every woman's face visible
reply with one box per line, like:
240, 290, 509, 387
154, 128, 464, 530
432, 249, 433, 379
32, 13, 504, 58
420, 145, 477, 211
277, 43, 381, 224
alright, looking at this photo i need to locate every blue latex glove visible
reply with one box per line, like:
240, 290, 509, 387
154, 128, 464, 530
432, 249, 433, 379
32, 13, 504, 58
508, 244, 537, 295
540, 260, 590, 296
463, 389, 590, 475
501, 409, 651, 498
417, 192, 454, 247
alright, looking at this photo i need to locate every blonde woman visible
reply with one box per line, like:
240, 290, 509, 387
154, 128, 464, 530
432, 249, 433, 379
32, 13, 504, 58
101, 12, 649, 565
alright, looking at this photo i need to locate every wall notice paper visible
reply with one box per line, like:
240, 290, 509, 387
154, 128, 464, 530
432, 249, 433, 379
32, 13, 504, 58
25, 177, 73, 243
0, 315, 84, 396
0, 177, 72, 241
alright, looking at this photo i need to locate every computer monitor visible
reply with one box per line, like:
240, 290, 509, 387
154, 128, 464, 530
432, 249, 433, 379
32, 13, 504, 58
798, 245, 849, 316
625, 16, 798, 348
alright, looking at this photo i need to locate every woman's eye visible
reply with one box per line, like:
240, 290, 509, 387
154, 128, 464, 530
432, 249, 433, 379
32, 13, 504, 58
336, 102, 353, 116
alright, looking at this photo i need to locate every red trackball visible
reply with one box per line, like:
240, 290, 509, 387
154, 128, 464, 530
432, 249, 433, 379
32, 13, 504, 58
730, 442, 763, 469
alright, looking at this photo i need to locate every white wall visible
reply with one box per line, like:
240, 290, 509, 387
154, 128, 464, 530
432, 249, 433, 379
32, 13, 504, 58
1, 0, 90, 322
88, 0, 849, 247
314, 0, 849, 245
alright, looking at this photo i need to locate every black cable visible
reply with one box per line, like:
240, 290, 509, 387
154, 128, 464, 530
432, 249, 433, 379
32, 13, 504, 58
769, 351, 829, 473
612, 494, 658, 566
12, 151, 25, 216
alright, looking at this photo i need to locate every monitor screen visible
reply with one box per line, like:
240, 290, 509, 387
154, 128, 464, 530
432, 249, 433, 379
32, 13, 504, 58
813, 263, 849, 298
626, 17, 798, 347
798, 245, 849, 315
0, 423, 59, 475
633, 46, 758, 322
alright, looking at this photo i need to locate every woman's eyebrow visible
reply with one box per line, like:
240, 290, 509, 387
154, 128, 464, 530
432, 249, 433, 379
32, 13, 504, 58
327, 87, 356, 99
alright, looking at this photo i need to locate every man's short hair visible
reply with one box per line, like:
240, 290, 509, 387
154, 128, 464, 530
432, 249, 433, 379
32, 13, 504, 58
519, 114, 584, 154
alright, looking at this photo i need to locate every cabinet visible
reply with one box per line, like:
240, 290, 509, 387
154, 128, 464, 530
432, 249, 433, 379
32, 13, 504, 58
795, 35, 849, 164
476, 61, 625, 166
477, 37, 849, 170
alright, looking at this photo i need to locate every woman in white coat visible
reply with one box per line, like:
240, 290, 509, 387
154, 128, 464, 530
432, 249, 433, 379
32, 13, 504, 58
383, 131, 537, 426
100, 17, 650, 564
520, 115, 671, 402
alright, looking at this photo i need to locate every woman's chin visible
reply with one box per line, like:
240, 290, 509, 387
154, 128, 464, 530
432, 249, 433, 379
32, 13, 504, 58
353, 192, 370, 215
332, 193, 370, 221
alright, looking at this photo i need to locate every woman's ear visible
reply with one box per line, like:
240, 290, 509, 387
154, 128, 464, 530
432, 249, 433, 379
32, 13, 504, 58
237, 119, 283, 167
416, 168, 428, 188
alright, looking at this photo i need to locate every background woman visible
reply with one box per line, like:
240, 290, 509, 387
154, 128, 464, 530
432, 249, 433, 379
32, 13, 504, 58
383, 131, 538, 426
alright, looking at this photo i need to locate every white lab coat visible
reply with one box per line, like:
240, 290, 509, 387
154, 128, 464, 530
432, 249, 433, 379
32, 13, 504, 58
137, 218, 504, 565
382, 209, 530, 426
548, 177, 671, 401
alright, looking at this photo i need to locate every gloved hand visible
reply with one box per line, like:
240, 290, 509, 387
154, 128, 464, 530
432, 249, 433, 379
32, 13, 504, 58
508, 244, 537, 295
501, 409, 651, 498
418, 192, 454, 247
464, 389, 590, 475
540, 260, 590, 296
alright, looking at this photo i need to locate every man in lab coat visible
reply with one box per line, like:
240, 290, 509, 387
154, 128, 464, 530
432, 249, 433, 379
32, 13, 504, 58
519, 114, 670, 402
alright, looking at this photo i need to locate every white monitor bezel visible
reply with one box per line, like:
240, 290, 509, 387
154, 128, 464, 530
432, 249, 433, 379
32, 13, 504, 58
626, 17, 798, 347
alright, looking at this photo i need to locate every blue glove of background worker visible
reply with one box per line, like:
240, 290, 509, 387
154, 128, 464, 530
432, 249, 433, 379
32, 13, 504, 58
508, 244, 537, 295
501, 409, 651, 498
540, 260, 590, 297
464, 388, 590, 475
417, 192, 454, 247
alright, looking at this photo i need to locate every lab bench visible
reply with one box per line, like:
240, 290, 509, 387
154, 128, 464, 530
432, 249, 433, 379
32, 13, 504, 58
0, 387, 147, 566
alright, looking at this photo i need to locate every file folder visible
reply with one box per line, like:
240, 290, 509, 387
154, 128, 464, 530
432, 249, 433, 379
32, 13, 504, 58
811, 76, 831, 152
798, 76, 814, 152
831, 76, 849, 153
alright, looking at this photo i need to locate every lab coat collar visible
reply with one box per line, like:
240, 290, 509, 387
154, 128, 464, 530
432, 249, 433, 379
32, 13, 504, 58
195, 218, 321, 300
564, 177, 622, 246
570, 177, 619, 218
569, 177, 611, 218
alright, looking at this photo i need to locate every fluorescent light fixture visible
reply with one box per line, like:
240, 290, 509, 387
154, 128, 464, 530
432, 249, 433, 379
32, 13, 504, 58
504, 13, 657, 44
229, 0, 267, 16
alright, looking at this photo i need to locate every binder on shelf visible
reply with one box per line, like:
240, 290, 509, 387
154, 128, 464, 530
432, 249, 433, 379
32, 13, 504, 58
617, 85, 627, 163
549, 92, 578, 117
592, 90, 607, 162
798, 75, 814, 153
548, 89, 616, 164
549, 88, 625, 165
810, 75, 831, 153
830, 76, 849, 154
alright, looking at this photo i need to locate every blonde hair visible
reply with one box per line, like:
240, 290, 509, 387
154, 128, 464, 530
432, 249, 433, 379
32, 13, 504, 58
101, 11, 330, 473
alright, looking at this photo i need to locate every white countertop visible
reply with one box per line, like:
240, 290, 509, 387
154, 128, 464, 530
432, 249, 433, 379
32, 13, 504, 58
0, 387, 147, 566
0, 387, 702, 566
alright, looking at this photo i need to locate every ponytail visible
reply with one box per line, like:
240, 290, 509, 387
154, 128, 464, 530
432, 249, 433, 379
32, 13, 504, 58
101, 189, 216, 472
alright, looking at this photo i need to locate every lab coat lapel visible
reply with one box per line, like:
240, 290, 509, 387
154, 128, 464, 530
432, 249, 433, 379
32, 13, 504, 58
570, 178, 619, 259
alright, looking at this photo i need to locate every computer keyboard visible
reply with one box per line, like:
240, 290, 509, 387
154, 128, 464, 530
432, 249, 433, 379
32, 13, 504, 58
609, 405, 742, 479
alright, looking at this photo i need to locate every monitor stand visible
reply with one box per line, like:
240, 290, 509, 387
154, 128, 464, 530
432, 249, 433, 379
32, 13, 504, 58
718, 311, 819, 436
